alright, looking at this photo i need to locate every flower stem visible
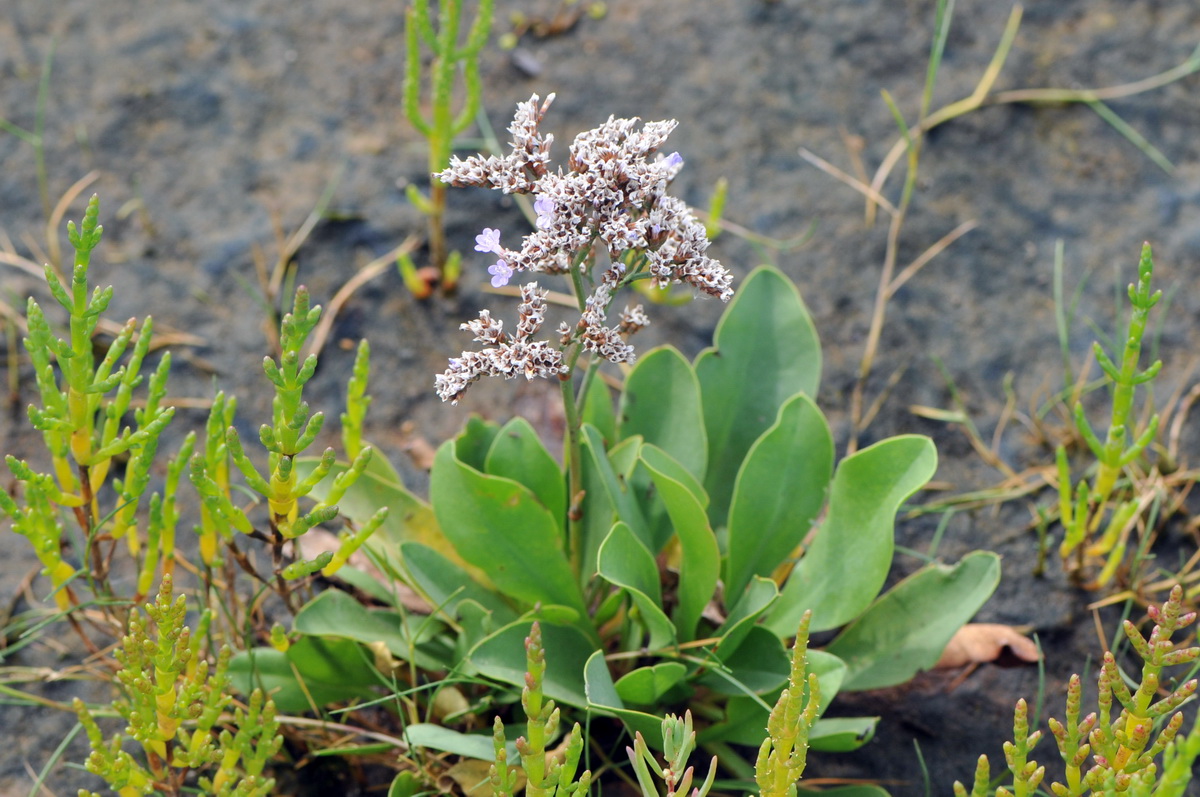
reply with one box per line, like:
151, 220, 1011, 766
561, 343, 586, 577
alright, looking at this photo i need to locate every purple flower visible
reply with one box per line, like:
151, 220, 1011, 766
663, 152, 684, 169
533, 196, 555, 229
488, 259, 514, 288
474, 227, 502, 253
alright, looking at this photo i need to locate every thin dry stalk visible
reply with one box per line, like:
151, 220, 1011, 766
306, 236, 419, 359
44, 170, 100, 277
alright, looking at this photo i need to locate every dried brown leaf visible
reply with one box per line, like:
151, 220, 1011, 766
935, 623, 1041, 669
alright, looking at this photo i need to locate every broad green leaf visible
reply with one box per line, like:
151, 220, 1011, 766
697, 649, 846, 746
713, 576, 779, 659
484, 417, 565, 537
597, 522, 675, 649
827, 551, 1001, 691
639, 443, 707, 508
430, 442, 588, 631
807, 649, 847, 716
456, 599, 501, 663
292, 589, 453, 672
808, 716, 879, 752
613, 661, 689, 705
298, 446, 474, 589
388, 772, 422, 797
607, 434, 642, 479
726, 393, 833, 599
398, 541, 518, 626
698, 625, 789, 695
618, 346, 707, 482
583, 650, 669, 744
630, 443, 709, 554
582, 426, 650, 552
404, 723, 516, 761
640, 449, 719, 642
456, 415, 501, 472
468, 621, 595, 709
580, 368, 616, 443
695, 265, 821, 526
578, 428, 618, 581
228, 637, 378, 713
768, 435, 937, 634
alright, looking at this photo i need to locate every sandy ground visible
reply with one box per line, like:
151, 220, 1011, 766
2, 1, 1200, 793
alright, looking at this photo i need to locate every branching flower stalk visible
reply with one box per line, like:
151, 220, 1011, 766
955, 585, 1199, 796
435, 94, 732, 571
400, 0, 493, 296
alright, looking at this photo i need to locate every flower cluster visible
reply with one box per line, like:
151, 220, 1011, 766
435, 283, 568, 404
435, 94, 733, 403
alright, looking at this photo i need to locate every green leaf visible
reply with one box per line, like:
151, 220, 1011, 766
614, 661, 689, 705
388, 772, 422, 797
398, 541, 518, 626
298, 447, 466, 588
292, 589, 451, 672
596, 522, 675, 649
578, 430, 619, 582
698, 625, 789, 695
404, 723, 516, 761
826, 551, 1001, 691
581, 426, 650, 551
228, 637, 378, 714
630, 442, 709, 554
698, 649, 846, 746
640, 447, 719, 642
806, 649, 847, 716
456, 415, 501, 472
469, 621, 596, 709
808, 716, 879, 752
768, 435, 937, 634
695, 265, 821, 526
618, 346, 707, 482
430, 442, 589, 633
580, 368, 616, 443
582, 650, 668, 744
484, 417, 566, 537
726, 393, 833, 600
713, 576, 779, 659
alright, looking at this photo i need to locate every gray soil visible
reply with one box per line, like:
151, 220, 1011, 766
2, 0, 1200, 794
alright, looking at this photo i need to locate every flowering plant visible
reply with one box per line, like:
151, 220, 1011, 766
249, 97, 1003, 786
434, 92, 732, 407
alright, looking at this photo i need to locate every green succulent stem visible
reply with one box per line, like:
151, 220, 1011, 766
962, 585, 1199, 796
1058, 243, 1164, 584
402, 0, 493, 288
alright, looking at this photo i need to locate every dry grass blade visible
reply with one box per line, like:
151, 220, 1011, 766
270, 166, 344, 299
487, 281, 578, 310
0, 295, 26, 334
0, 248, 44, 280
306, 235, 419, 359
866, 5, 1023, 225
798, 147, 898, 217
45, 170, 101, 278
1167, 382, 1200, 463
866, 10, 1200, 226
888, 219, 978, 298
